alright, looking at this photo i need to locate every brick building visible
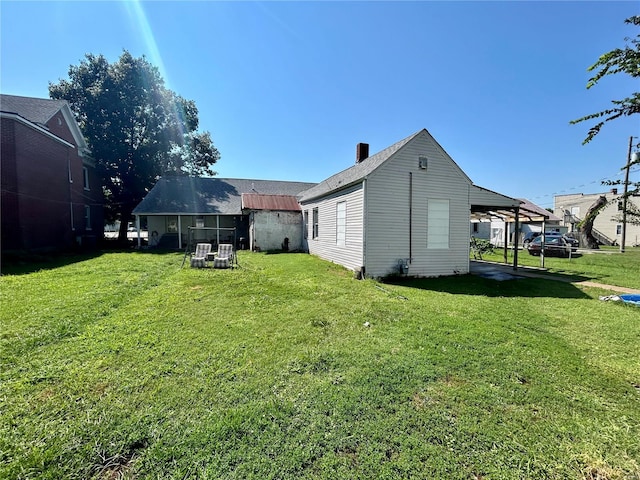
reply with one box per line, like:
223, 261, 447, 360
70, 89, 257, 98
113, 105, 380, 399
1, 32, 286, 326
1, 94, 103, 254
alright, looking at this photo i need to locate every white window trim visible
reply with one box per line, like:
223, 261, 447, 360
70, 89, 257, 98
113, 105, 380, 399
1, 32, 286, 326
84, 205, 92, 231
83, 166, 90, 191
336, 201, 346, 246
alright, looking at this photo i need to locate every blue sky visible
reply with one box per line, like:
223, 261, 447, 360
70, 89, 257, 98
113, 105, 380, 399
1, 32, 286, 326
2, 1, 638, 208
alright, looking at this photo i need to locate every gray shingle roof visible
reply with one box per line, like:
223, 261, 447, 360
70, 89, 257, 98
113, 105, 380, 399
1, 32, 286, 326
0, 94, 67, 126
298, 130, 423, 202
132, 177, 317, 215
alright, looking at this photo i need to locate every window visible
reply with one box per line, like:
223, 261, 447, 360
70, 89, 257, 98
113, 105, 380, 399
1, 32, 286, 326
617, 224, 622, 235
571, 206, 580, 217
83, 166, 90, 190
195, 216, 205, 228
312, 208, 319, 239
472, 222, 479, 233
336, 202, 346, 246
618, 201, 623, 211
427, 199, 449, 249
303, 210, 309, 239
84, 205, 91, 230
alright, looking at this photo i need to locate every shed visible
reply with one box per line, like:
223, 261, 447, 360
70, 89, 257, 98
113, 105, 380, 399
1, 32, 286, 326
241, 193, 303, 251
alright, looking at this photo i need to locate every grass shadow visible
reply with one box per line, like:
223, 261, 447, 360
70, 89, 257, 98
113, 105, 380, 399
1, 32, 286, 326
1, 250, 106, 276
384, 274, 591, 299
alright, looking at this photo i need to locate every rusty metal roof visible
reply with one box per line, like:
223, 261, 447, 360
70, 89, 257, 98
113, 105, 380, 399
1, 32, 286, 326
241, 193, 301, 212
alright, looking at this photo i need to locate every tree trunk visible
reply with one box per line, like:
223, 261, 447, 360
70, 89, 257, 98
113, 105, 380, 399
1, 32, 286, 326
117, 208, 134, 244
578, 195, 607, 249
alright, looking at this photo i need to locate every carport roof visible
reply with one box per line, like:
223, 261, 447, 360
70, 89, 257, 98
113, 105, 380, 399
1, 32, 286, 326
470, 187, 559, 222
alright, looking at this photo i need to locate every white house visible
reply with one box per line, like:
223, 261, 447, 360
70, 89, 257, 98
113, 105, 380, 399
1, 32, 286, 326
132, 177, 316, 250
298, 129, 521, 278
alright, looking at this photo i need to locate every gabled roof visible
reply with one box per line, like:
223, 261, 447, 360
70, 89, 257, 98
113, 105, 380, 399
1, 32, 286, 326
0, 94, 67, 125
299, 130, 423, 202
241, 194, 301, 212
299, 129, 474, 203
517, 198, 562, 222
0, 94, 89, 154
132, 177, 316, 215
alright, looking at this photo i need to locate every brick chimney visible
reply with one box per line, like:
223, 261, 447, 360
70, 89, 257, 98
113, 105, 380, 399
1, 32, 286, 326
356, 143, 369, 164
611, 188, 618, 195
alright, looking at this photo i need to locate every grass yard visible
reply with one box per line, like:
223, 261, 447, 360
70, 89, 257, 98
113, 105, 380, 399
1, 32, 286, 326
1, 251, 639, 479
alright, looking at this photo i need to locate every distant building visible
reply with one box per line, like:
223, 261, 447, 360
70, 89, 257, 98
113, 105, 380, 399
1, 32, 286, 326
1, 94, 103, 254
554, 190, 640, 247
471, 198, 562, 247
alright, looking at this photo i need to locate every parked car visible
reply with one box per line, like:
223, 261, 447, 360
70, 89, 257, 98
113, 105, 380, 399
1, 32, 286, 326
526, 236, 574, 257
523, 231, 578, 252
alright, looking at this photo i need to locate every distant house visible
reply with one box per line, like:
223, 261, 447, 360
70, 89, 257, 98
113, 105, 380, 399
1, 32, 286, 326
471, 198, 562, 247
298, 129, 521, 278
131, 177, 316, 250
1, 94, 103, 254
555, 190, 640, 247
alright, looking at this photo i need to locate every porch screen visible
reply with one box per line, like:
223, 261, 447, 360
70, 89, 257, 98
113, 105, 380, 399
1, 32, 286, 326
427, 199, 449, 249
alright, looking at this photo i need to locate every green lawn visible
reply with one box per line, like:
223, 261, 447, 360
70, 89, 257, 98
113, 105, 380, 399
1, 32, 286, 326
1, 251, 639, 479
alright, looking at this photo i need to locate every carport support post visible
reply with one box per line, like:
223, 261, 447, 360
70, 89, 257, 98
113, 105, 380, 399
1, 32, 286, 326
540, 219, 546, 268
513, 207, 519, 271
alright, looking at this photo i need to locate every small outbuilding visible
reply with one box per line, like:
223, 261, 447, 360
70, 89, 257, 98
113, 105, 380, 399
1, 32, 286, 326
241, 193, 304, 251
298, 129, 521, 278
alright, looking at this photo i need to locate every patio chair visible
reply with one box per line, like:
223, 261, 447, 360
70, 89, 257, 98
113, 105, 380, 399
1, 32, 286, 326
190, 243, 212, 268
213, 243, 234, 269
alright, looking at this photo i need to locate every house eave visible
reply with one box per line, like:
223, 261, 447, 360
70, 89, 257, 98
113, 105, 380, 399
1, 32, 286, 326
1, 111, 76, 148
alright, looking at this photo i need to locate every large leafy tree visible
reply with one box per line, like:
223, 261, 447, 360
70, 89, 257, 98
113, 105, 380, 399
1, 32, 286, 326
49, 51, 220, 241
570, 16, 639, 144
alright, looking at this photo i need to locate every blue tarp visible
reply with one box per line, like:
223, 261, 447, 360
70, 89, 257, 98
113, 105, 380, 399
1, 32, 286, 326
619, 294, 640, 306
600, 294, 640, 306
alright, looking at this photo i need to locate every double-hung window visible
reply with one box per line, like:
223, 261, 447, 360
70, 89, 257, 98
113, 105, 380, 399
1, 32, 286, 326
312, 208, 319, 239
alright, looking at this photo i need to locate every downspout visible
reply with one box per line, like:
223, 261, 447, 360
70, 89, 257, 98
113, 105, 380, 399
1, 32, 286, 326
362, 179, 367, 275
68, 147, 74, 233
409, 172, 413, 264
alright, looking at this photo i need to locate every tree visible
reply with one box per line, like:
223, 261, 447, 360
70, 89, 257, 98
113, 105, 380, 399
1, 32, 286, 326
570, 16, 639, 144
49, 51, 220, 241
577, 195, 608, 249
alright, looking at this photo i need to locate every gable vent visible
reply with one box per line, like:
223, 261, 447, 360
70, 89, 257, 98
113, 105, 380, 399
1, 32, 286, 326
418, 156, 428, 170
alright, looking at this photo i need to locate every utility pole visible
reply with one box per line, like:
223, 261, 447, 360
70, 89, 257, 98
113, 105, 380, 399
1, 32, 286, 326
620, 135, 633, 253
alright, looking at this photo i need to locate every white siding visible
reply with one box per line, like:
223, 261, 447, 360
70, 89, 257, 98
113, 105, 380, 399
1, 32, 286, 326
365, 131, 472, 278
250, 211, 303, 251
301, 183, 364, 272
